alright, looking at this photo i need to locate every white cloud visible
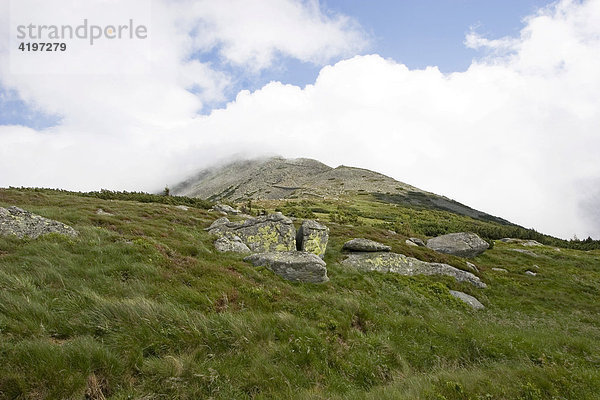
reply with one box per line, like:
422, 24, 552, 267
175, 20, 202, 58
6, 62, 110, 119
1, 0, 599, 239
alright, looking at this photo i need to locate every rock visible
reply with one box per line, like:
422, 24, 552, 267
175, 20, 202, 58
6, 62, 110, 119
491, 268, 508, 273
509, 249, 538, 257
175, 205, 189, 211
426, 232, 489, 258
0, 206, 78, 239
449, 290, 485, 310
405, 239, 419, 247
525, 270, 537, 276
244, 251, 329, 283
95, 208, 113, 216
465, 261, 479, 273
532, 264, 540, 269
212, 203, 241, 215
341, 252, 486, 288
214, 236, 251, 254
342, 238, 391, 252
207, 212, 296, 253
408, 237, 426, 247
296, 220, 329, 258
499, 238, 543, 246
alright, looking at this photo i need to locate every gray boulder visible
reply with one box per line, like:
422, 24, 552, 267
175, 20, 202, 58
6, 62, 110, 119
0, 206, 78, 239
296, 220, 329, 258
343, 238, 391, 252
341, 252, 486, 288
214, 236, 251, 254
449, 290, 485, 310
206, 212, 296, 253
244, 251, 329, 283
426, 232, 489, 258
212, 203, 241, 215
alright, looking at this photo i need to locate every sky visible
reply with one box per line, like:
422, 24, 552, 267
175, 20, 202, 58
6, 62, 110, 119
0, 0, 599, 240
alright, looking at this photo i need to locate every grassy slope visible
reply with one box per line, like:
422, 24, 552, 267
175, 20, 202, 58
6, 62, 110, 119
0, 188, 599, 399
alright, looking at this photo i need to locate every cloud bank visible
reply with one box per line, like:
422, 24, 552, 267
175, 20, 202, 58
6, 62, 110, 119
1, 0, 599, 239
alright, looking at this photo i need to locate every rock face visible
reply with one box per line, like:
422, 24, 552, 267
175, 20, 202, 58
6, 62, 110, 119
296, 220, 329, 258
214, 236, 251, 254
0, 206, 78, 239
449, 290, 485, 310
426, 232, 489, 258
206, 213, 296, 253
343, 238, 391, 252
244, 251, 329, 283
341, 252, 486, 288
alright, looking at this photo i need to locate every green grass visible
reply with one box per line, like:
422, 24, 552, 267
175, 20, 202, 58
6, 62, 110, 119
0, 188, 599, 399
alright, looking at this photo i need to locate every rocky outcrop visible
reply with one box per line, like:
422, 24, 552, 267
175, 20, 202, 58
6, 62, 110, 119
341, 252, 486, 288
244, 251, 329, 283
342, 238, 391, 252
206, 213, 296, 253
0, 206, 78, 239
449, 290, 485, 310
214, 236, 251, 254
426, 232, 489, 258
499, 238, 543, 246
296, 220, 329, 258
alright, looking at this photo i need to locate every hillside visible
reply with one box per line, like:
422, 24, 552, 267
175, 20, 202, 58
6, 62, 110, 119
171, 157, 511, 225
1, 187, 599, 399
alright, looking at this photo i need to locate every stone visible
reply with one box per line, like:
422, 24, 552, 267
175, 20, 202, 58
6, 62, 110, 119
175, 205, 189, 211
407, 237, 426, 247
342, 238, 391, 252
525, 270, 537, 276
406, 239, 419, 247
341, 252, 486, 288
296, 220, 329, 258
214, 236, 251, 254
212, 203, 241, 215
499, 238, 543, 246
244, 251, 329, 283
206, 212, 296, 253
492, 268, 508, 273
465, 261, 479, 273
449, 290, 485, 310
426, 232, 489, 258
95, 208, 113, 216
510, 249, 538, 257
0, 206, 78, 239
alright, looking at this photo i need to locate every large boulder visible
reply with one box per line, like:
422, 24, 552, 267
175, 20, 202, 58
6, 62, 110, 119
342, 238, 391, 252
341, 252, 486, 288
296, 220, 329, 258
244, 251, 329, 283
206, 212, 296, 253
0, 206, 78, 239
426, 232, 489, 258
449, 290, 485, 310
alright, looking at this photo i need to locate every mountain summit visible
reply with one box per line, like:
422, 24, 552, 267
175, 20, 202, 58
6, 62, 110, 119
172, 156, 510, 225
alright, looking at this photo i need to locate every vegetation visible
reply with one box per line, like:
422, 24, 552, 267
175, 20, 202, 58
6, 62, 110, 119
0, 188, 599, 399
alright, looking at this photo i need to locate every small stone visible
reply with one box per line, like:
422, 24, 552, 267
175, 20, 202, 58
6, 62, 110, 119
405, 239, 419, 247
175, 205, 189, 211
510, 249, 538, 257
95, 208, 113, 216
212, 203, 241, 215
449, 290, 485, 310
407, 237, 426, 247
465, 261, 479, 273
525, 270, 537, 276
492, 268, 508, 273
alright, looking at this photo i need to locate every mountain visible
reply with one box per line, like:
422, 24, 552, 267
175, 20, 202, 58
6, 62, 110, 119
172, 156, 511, 225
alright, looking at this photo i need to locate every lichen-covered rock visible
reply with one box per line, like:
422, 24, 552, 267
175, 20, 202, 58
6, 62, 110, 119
426, 232, 489, 258
214, 236, 251, 254
341, 252, 486, 288
244, 251, 329, 283
0, 206, 78, 239
206, 212, 296, 253
342, 238, 391, 252
449, 290, 485, 310
296, 220, 329, 258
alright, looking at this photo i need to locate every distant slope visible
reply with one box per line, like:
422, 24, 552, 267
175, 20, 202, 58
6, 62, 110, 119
172, 156, 512, 225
